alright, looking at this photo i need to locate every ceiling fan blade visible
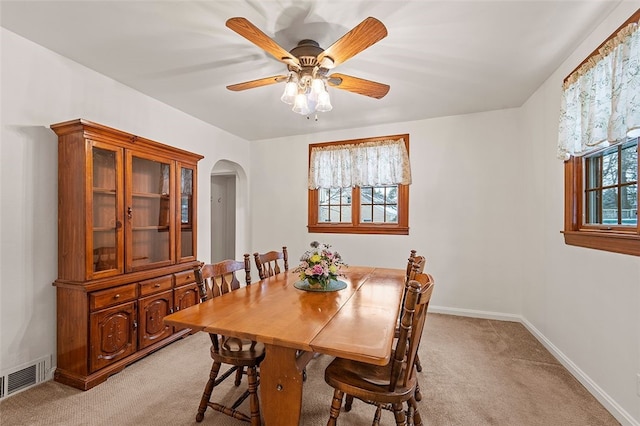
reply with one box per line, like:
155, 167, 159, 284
226, 17, 300, 68
227, 75, 288, 91
317, 17, 387, 68
327, 73, 390, 99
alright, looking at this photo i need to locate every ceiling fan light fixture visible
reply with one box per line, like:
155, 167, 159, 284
225, 17, 389, 119
316, 90, 333, 112
280, 74, 298, 105
292, 92, 311, 115
311, 77, 325, 97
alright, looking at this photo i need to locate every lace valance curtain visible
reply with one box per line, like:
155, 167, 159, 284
557, 15, 640, 160
308, 138, 411, 189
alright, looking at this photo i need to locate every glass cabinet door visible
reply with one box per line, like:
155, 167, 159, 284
126, 151, 175, 272
91, 143, 124, 278
177, 163, 196, 262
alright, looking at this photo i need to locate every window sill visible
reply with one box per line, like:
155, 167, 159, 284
562, 230, 640, 256
308, 224, 409, 235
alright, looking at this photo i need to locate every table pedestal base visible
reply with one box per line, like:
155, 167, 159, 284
260, 344, 308, 425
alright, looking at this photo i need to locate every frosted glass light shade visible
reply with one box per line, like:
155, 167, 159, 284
310, 78, 324, 100
292, 93, 310, 115
281, 81, 298, 105
316, 91, 332, 112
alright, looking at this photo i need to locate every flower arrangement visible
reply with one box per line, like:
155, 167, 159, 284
293, 241, 346, 289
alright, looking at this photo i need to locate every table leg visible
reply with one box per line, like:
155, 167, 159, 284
260, 344, 305, 425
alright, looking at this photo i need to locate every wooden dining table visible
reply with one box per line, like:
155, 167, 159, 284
163, 265, 405, 426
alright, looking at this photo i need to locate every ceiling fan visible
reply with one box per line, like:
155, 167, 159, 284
225, 17, 390, 116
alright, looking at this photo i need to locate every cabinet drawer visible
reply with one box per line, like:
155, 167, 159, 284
174, 269, 197, 287
139, 275, 173, 297
90, 284, 137, 311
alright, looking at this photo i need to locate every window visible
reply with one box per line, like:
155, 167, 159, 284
307, 135, 410, 235
584, 139, 637, 227
561, 10, 640, 256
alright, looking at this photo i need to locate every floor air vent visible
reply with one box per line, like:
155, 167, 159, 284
0, 356, 50, 399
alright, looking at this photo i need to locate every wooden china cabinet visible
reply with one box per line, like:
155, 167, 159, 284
51, 119, 203, 390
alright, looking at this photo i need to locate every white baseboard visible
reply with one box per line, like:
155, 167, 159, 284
429, 305, 522, 322
428, 306, 639, 426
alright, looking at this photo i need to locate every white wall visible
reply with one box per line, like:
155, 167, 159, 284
0, 28, 252, 376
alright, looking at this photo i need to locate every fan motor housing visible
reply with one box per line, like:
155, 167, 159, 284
289, 39, 323, 68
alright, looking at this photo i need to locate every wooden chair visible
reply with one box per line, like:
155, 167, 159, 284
402, 253, 427, 402
346, 251, 427, 412
325, 272, 434, 426
195, 256, 264, 425
253, 246, 288, 279
405, 253, 426, 373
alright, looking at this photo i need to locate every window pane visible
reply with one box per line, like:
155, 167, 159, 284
361, 206, 372, 222
386, 204, 398, 223
585, 156, 600, 190
585, 189, 600, 224
622, 183, 637, 225
621, 144, 637, 184
319, 205, 330, 222
342, 205, 352, 222
602, 187, 618, 224
360, 185, 398, 224
601, 151, 618, 186
387, 186, 398, 204
318, 188, 352, 223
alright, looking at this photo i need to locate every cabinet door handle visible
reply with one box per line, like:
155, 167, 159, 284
127, 206, 132, 219
132, 320, 138, 330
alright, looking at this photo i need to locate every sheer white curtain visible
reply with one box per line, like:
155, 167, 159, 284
557, 17, 640, 160
308, 138, 411, 189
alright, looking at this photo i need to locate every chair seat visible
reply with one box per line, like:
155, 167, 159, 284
325, 356, 417, 403
211, 338, 265, 366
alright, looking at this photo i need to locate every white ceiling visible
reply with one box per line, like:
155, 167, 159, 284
0, 1, 621, 141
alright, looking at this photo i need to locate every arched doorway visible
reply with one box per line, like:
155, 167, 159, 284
210, 160, 247, 263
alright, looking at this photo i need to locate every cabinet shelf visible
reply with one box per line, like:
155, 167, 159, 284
93, 226, 117, 232
93, 188, 116, 195
132, 192, 168, 199
132, 226, 170, 231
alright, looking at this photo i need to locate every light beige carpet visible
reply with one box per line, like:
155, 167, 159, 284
0, 314, 619, 425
